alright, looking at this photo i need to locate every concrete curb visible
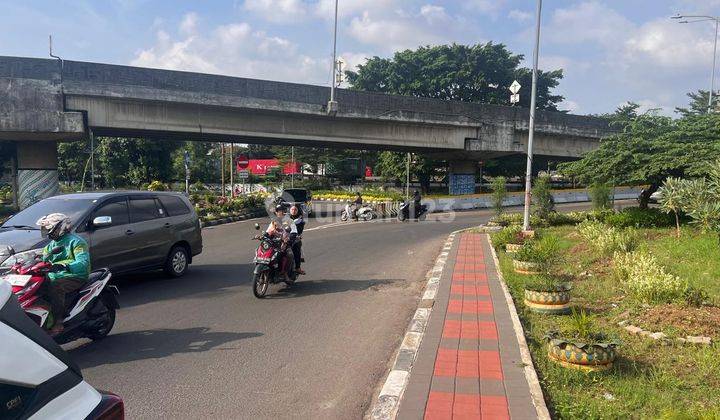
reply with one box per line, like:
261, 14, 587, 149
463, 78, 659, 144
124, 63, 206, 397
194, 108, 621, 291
200, 208, 267, 228
487, 234, 551, 420
369, 227, 475, 420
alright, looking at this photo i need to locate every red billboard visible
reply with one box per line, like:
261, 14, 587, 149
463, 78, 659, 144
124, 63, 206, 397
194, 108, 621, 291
248, 159, 301, 175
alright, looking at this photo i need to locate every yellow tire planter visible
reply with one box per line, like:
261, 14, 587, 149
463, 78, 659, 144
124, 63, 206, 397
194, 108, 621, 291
524, 287, 571, 315
513, 259, 541, 275
546, 340, 617, 372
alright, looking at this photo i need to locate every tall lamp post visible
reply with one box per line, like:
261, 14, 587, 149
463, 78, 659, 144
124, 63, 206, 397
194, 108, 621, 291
672, 14, 720, 113
522, 0, 543, 232
327, 0, 339, 114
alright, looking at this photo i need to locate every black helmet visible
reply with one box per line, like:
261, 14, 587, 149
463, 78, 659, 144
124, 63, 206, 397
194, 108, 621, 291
275, 204, 285, 213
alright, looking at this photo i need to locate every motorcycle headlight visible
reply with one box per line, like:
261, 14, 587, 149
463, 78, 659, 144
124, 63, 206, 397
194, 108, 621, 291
0, 248, 43, 268
261, 242, 271, 250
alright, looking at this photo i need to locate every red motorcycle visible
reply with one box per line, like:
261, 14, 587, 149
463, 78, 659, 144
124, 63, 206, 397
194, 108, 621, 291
0, 246, 119, 344
252, 223, 297, 298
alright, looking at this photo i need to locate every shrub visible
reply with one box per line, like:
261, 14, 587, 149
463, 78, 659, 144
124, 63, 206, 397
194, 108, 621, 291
514, 235, 562, 272
524, 275, 570, 292
604, 207, 675, 228
490, 176, 508, 217
532, 175, 555, 219
613, 251, 687, 304
147, 180, 168, 191
490, 225, 524, 250
657, 177, 685, 237
578, 220, 638, 256
588, 183, 612, 211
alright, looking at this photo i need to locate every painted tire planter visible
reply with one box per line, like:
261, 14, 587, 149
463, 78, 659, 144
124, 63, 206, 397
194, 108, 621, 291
512, 259, 541, 275
505, 243, 523, 254
524, 287, 571, 314
547, 341, 616, 372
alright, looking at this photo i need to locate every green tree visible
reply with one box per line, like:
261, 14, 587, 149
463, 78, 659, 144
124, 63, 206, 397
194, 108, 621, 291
490, 176, 507, 217
657, 177, 685, 237
675, 90, 719, 117
346, 43, 564, 110
532, 175, 555, 219
559, 112, 720, 208
588, 183, 612, 211
375, 152, 441, 193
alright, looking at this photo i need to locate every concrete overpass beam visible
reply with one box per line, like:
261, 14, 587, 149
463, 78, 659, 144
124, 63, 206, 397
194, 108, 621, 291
16, 141, 59, 209
448, 159, 478, 196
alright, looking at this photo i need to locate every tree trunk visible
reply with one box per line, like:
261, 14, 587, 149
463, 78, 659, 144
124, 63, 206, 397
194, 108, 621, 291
638, 183, 659, 209
674, 211, 680, 238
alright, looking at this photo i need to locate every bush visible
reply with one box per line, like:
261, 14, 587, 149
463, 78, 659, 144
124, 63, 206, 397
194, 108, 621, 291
490, 225, 524, 250
604, 207, 675, 228
532, 175, 555, 219
578, 220, 638, 256
147, 180, 168, 191
514, 235, 563, 272
588, 183, 612, 211
490, 176, 507, 217
613, 251, 687, 304
524, 275, 570, 292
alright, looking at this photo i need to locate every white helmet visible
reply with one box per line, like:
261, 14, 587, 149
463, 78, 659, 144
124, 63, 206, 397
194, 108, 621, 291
36, 213, 71, 240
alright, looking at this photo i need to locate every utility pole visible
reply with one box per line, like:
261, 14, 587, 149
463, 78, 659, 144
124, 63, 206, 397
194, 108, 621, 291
90, 129, 95, 190
291, 146, 295, 188
405, 152, 411, 199
229, 143, 234, 197
522, 0, 543, 232
672, 14, 720, 112
220, 143, 225, 198
327, 0, 339, 114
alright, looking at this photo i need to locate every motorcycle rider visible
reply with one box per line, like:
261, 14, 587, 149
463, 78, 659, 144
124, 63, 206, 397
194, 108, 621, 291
412, 189, 422, 217
289, 205, 305, 275
266, 204, 297, 277
36, 213, 90, 334
352, 192, 363, 221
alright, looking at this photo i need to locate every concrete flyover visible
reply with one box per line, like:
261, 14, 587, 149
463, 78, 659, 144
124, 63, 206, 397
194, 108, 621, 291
0, 56, 613, 204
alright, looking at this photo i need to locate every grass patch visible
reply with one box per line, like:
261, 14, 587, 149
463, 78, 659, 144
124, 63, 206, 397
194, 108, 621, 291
494, 226, 720, 419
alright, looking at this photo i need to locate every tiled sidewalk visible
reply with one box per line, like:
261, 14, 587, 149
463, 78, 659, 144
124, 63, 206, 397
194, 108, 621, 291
397, 233, 538, 420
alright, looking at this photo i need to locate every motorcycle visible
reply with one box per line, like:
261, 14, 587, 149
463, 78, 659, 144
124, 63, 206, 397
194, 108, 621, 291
252, 223, 298, 298
341, 203, 376, 222
397, 201, 428, 221
1, 246, 119, 344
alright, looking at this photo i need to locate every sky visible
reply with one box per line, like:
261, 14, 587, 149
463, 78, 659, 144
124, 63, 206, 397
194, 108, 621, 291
1, 0, 720, 115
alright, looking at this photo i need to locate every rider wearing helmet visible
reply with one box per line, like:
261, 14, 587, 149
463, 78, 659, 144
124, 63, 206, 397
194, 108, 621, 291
412, 190, 422, 217
36, 213, 91, 334
352, 192, 363, 220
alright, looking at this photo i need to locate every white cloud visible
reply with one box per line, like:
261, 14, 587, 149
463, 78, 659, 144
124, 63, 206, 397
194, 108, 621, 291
314, 0, 396, 19
348, 10, 442, 52
559, 99, 580, 113
243, 0, 308, 23
462, 0, 507, 17
508, 9, 532, 22
132, 16, 327, 84
420, 4, 449, 25
179, 12, 199, 35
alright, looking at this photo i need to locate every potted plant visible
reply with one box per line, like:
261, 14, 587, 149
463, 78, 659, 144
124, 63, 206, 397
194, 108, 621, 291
545, 310, 619, 372
512, 236, 561, 275
491, 225, 526, 253
523, 275, 572, 314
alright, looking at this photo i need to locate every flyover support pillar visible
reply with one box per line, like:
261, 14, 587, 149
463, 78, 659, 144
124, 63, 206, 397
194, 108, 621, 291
15, 141, 59, 209
448, 160, 478, 195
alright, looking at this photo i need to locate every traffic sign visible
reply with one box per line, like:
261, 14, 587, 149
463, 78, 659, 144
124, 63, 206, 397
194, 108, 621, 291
238, 170, 249, 180
509, 80, 521, 94
236, 155, 249, 172
510, 93, 520, 104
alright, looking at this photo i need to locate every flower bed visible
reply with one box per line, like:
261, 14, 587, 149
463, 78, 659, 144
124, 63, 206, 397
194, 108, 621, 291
490, 223, 720, 418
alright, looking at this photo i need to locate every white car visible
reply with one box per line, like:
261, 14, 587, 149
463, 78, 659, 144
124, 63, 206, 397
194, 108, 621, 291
0, 280, 124, 419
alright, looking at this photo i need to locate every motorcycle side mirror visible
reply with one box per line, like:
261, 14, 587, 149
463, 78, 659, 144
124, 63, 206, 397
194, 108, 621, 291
5, 245, 14, 256
254, 223, 260, 230
51, 246, 63, 255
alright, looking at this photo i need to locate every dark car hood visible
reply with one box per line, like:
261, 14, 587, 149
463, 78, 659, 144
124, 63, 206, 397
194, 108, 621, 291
0, 228, 48, 259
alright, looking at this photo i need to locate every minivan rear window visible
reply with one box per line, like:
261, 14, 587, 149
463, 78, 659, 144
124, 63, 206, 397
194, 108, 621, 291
158, 196, 191, 217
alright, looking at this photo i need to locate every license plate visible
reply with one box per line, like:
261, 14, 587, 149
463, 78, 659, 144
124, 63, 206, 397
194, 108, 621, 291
1, 274, 32, 287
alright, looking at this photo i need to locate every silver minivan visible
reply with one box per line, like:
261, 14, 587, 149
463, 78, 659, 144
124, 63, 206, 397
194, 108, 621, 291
0, 191, 203, 277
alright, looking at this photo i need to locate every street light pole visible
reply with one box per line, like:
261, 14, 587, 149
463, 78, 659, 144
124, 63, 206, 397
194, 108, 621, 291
672, 14, 720, 112
327, 0, 339, 114
522, 0, 543, 232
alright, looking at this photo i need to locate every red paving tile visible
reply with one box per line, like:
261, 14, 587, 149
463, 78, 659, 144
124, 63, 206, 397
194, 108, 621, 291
425, 392, 454, 420
447, 299, 494, 314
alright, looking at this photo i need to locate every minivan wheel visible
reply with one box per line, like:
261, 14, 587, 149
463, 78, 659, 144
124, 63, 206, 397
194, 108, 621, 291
165, 246, 189, 277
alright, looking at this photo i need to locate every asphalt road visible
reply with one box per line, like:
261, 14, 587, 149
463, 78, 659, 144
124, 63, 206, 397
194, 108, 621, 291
63, 202, 624, 419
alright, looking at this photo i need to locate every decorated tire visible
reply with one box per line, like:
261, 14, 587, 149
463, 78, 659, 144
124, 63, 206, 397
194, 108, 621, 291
524, 289, 571, 314
505, 243, 523, 253
547, 342, 616, 371
513, 259, 541, 275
